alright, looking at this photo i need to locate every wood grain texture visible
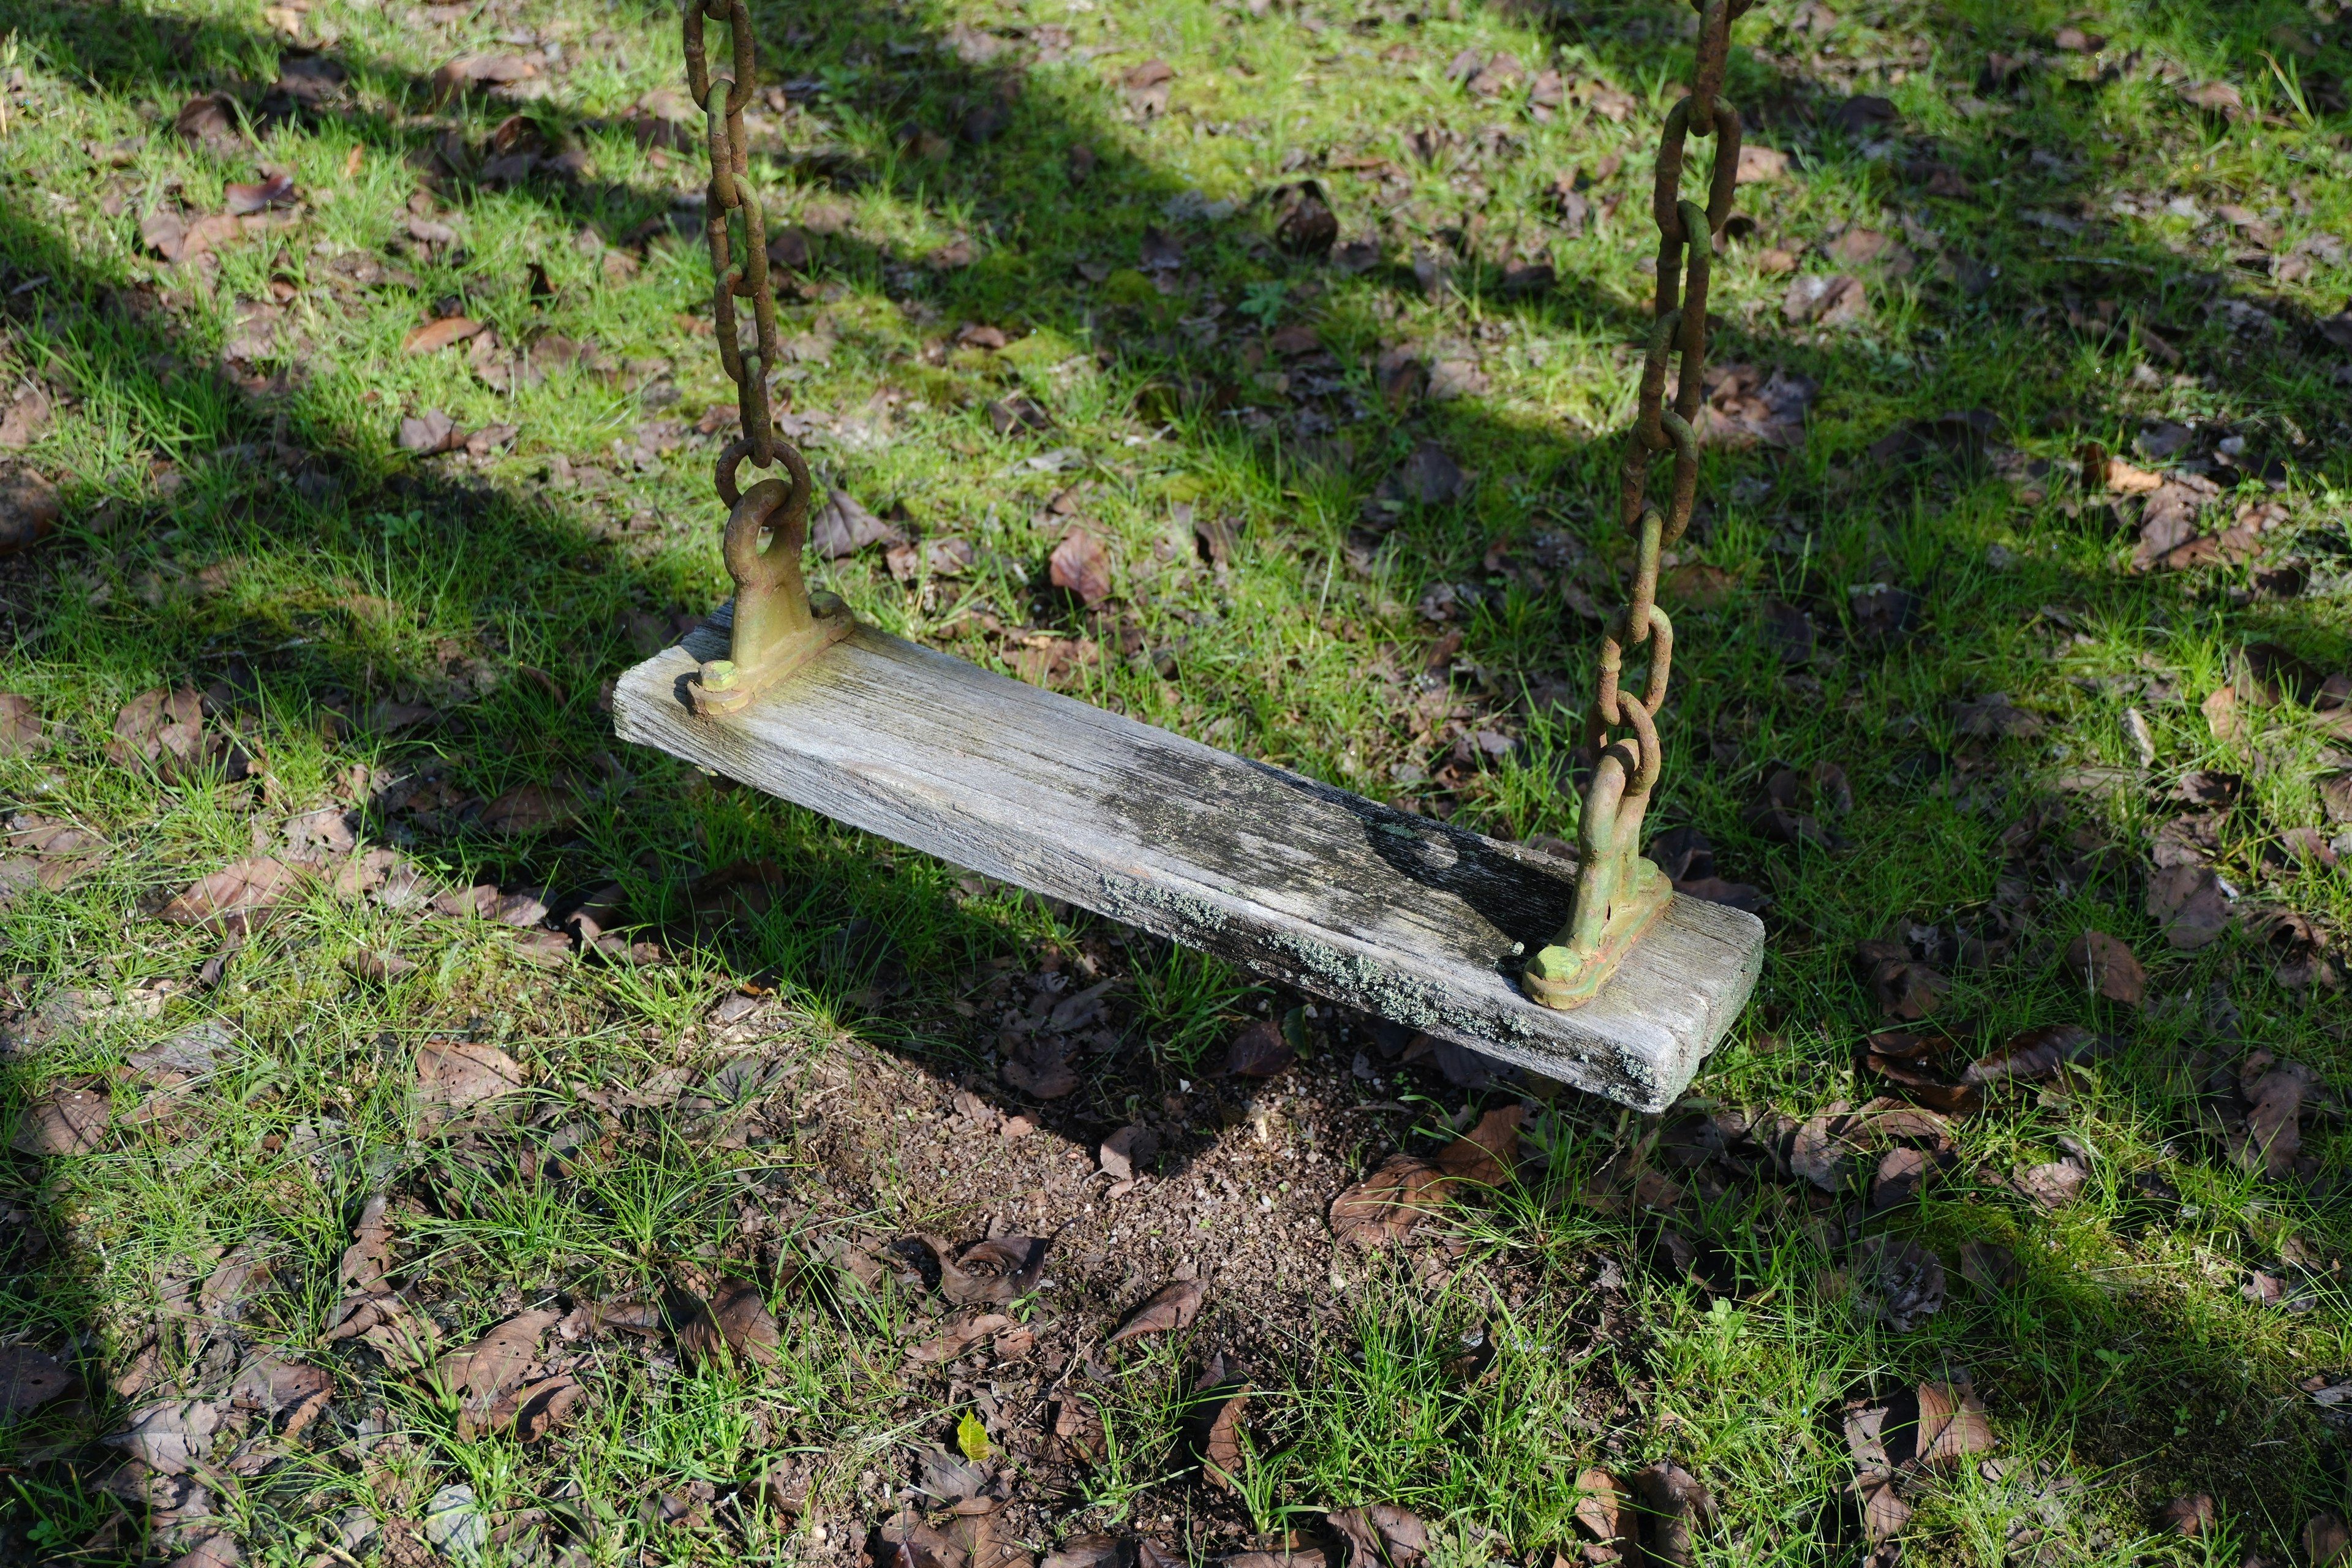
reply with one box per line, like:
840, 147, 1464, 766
614, 611, 1763, 1112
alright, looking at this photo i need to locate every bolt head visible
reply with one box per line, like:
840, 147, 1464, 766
1525, 944, 1574, 982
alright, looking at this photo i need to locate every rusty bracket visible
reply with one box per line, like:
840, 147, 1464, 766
687, 443, 853, 717
1521, 727, 1673, 1009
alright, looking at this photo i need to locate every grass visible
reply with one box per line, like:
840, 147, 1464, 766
0, 0, 2349, 1561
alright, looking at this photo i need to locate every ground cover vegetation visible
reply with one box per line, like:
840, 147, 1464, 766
0, 0, 2348, 1561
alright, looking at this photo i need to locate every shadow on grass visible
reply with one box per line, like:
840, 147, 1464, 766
0, 0, 2348, 1555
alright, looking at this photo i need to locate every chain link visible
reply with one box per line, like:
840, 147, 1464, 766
685, 0, 786, 507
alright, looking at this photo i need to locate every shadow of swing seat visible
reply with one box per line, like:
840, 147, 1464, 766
614, 608, 1763, 1114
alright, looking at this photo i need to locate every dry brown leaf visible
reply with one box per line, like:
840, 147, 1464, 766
397, 409, 462, 454
875, 1509, 964, 1568
1790, 1115, 1848, 1190
0, 694, 40, 757
1630, 1461, 1717, 1567
1861, 1031, 1981, 1114
113, 1398, 222, 1476
937, 1235, 1049, 1306
1099, 1125, 1159, 1182
906, 1312, 1012, 1365
1048, 1396, 1106, 1461
1871, 1106, 1958, 1152
338, 1193, 393, 1296
1845, 1401, 1910, 1542
1003, 1037, 1079, 1099
415, 1037, 524, 1117
1572, 1467, 1635, 1551
403, 315, 482, 355
159, 856, 304, 933
199, 1242, 270, 1324
0, 1343, 74, 1417
1223, 1553, 1333, 1568
0, 385, 53, 450
1224, 1019, 1295, 1078
2147, 864, 2231, 949
567, 1298, 663, 1337
0, 463, 58, 555
228, 1351, 332, 1435
174, 92, 247, 154
1327, 1504, 1428, 1568
504, 1373, 584, 1441
435, 51, 541, 96
1951, 694, 2045, 740
1870, 1147, 1932, 1211
2063, 930, 2144, 1005
1662, 561, 1742, 608
2013, 1159, 2088, 1208
1200, 1386, 1251, 1490
676, 1280, 781, 1369
1857, 1468, 1912, 1545
326, 1293, 435, 1367
2180, 79, 2245, 116
439, 1308, 560, 1433
480, 781, 578, 835
4, 811, 105, 897
2309, 1515, 2352, 1566
1329, 1153, 1444, 1246
1433, 1105, 1526, 1189
978, 387, 1050, 432
2239, 1062, 2319, 1177
1106, 1278, 1205, 1344
1962, 1025, 2095, 1088
2160, 1495, 2215, 1538
224, 172, 297, 214
12, 1087, 108, 1155
1915, 1378, 1996, 1468
1782, 271, 1866, 326
1049, 528, 1113, 607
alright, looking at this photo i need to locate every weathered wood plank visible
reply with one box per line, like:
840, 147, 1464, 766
614, 611, 1763, 1112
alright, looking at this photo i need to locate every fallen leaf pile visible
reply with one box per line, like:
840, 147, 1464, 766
0, 809, 106, 904
992, 964, 1125, 1101
1852, 936, 1951, 1022
1695, 363, 1816, 450
1860, 1022, 2111, 1115
1566, 1463, 1717, 1567
1843, 1373, 1998, 1550
2190, 1045, 2340, 1183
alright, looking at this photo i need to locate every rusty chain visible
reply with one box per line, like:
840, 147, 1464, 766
677, 0, 855, 716
1593, 0, 1746, 772
1530, 0, 1750, 1006
684, 0, 787, 510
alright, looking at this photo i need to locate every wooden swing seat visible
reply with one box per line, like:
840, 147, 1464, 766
614, 608, 1763, 1113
